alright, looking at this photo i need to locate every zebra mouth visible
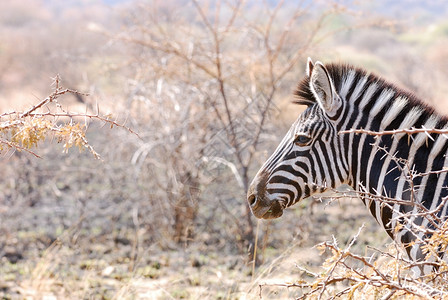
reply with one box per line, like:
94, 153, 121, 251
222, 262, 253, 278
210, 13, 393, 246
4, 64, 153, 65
249, 198, 285, 219
247, 172, 286, 219
261, 200, 285, 219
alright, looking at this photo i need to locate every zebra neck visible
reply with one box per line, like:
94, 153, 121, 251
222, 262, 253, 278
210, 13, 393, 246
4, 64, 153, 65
337, 87, 448, 257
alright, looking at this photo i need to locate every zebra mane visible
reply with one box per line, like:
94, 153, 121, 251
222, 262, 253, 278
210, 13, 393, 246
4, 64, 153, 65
293, 63, 440, 119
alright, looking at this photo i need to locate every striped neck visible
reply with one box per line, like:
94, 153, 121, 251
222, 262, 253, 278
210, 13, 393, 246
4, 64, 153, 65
329, 65, 444, 191
329, 65, 448, 246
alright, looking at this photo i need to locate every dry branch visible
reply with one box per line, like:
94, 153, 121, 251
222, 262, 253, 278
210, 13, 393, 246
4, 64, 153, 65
0, 78, 137, 159
340, 127, 448, 138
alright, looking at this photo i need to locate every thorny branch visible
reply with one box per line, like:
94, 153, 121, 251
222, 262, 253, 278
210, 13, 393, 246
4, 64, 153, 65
0, 77, 137, 159
259, 221, 448, 299
340, 127, 448, 138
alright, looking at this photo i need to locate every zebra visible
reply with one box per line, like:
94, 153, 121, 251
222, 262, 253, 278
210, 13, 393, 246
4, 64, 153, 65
247, 58, 448, 275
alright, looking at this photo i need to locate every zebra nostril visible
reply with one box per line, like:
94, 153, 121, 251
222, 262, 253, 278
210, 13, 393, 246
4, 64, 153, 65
248, 194, 257, 206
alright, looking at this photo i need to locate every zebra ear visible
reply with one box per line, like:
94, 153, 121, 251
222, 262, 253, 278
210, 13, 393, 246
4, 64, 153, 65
306, 57, 314, 77
309, 61, 337, 113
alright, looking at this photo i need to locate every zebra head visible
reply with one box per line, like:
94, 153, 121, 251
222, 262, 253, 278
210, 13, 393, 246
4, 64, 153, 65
247, 58, 349, 219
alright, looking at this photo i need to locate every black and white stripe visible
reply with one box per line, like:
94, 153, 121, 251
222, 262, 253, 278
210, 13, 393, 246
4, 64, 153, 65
247, 58, 448, 274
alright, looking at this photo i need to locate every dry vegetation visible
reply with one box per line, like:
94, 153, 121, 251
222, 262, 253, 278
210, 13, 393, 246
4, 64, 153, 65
2, 0, 448, 299
0, 75, 137, 159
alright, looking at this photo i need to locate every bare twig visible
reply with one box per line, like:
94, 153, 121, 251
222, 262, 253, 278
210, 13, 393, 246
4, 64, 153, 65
0, 79, 136, 159
340, 127, 448, 137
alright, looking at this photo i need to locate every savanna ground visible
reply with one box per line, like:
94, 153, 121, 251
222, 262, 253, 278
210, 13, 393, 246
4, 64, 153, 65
2, 0, 448, 299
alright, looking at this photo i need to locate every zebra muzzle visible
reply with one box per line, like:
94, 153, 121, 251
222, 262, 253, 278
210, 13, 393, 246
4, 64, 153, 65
247, 193, 285, 219
247, 170, 286, 219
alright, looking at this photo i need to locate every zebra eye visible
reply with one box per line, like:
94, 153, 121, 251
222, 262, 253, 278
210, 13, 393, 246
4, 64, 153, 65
294, 134, 311, 146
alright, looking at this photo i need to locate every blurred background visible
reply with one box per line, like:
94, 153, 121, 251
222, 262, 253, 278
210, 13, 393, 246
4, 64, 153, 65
1, 0, 448, 298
